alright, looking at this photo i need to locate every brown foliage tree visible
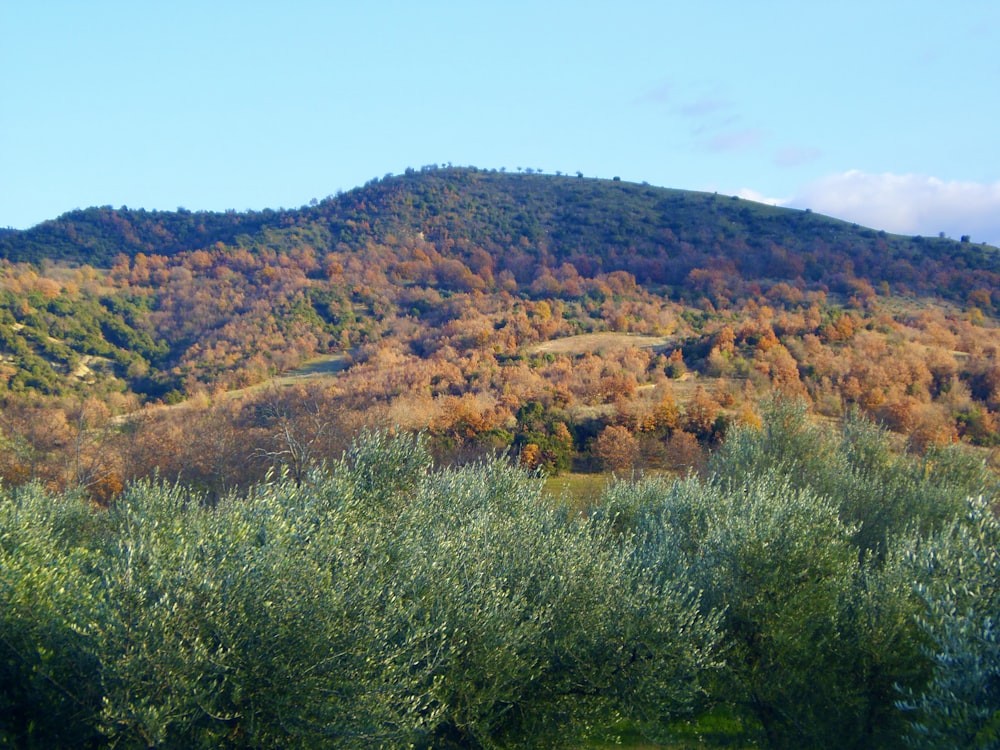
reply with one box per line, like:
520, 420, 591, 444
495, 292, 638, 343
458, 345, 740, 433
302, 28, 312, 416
683, 386, 722, 442
663, 430, 706, 474
593, 424, 639, 473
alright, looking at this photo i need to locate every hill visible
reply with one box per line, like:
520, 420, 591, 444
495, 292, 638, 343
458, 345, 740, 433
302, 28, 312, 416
1, 166, 999, 496
5, 167, 1000, 302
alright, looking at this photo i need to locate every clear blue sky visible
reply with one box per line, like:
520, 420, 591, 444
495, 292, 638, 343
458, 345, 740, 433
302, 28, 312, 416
4, 1, 1000, 244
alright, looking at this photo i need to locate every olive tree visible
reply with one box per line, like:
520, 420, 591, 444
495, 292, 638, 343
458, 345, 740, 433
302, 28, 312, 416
709, 399, 994, 559
0, 483, 106, 748
597, 401, 971, 749
899, 496, 1000, 749
363, 457, 719, 747
81, 431, 720, 748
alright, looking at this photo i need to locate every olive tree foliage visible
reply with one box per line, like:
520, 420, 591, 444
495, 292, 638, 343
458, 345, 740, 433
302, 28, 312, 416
0, 431, 719, 749
94, 478, 360, 748
599, 471, 919, 749
709, 399, 996, 558
366, 458, 719, 748
899, 496, 1000, 749
0, 484, 107, 748
594, 399, 997, 749
91, 431, 457, 748
4, 412, 995, 749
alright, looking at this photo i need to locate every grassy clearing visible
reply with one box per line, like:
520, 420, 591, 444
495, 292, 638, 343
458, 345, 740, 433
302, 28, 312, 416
584, 706, 760, 748
544, 472, 611, 511
273, 353, 351, 383
213, 354, 352, 402
528, 332, 673, 356
546, 469, 696, 514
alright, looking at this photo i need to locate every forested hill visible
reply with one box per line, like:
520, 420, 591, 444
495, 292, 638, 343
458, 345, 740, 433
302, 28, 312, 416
4, 166, 999, 306
4, 164, 1000, 489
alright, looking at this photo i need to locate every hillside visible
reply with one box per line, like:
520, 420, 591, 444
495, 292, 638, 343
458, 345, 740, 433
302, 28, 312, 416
1, 166, 999, 496
5, 167, 1000, 300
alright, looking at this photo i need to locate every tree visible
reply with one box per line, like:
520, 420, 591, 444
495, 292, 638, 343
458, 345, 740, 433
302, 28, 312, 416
360, 456, 718, 747
519, 442, 542, 470
691, 401, 996, 746
593, 424, 639, 473
605, 462, 921, 747
899, 497, 1000, 749
0, 398, 72, 487
663, 430, 704, 473
0, 484, 106, 748
676, 473, 864, 748
248, 385, 343, 485
683, 386, 723, 443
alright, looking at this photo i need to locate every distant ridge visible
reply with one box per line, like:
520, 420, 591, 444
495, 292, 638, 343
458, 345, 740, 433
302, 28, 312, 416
2, 166, 999, 307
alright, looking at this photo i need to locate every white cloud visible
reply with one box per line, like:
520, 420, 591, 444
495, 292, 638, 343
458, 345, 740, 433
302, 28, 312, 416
785, 171, 1000, 246
736, 188, 787, 205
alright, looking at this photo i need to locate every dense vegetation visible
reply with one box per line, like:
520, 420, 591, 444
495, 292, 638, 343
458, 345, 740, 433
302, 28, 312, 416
2, 408, 998, 748
2, 167, 1000, 499
2, 169, 1000, 745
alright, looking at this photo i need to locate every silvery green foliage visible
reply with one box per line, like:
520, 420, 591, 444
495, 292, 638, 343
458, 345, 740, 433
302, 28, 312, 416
615, 473, 867, 748
696, 400, 999, 749
0, 431, 718, 748
899, 496, 1000, 749
600, 429, 937, 749
95, 478, 359, 748
4, 419, 992, 749
338, 428, 433, 510
364, 458, 720, 747
711, 399, 995, 559
0, 483, 106, 747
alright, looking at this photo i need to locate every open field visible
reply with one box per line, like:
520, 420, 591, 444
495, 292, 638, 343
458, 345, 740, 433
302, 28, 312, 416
213, 353, 352, 401
528, 332, 674, 356
272, 353, 352, 383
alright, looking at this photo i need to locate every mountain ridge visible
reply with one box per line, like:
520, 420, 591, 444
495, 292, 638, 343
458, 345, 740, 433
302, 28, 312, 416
4, 167, 998, 299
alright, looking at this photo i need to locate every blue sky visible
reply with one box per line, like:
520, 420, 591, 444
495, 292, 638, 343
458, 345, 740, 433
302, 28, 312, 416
4, 1, 1000, 245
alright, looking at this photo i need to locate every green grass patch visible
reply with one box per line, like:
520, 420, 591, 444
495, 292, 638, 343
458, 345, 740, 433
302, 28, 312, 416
276, 353, 351, 381
584, 707, 759, 749
544, 472, 611, 512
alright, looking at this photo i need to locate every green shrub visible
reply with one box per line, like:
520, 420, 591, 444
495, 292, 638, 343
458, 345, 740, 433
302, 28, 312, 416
366, 458, 719, 747
710, 399, 994, 558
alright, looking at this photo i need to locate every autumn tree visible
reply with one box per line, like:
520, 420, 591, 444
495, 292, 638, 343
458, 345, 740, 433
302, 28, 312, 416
593, 424, 639, 473
684, 386, 724, 443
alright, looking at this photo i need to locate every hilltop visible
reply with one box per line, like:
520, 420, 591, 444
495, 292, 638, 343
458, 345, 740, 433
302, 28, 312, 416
5, 167, 999, 301
0, 166, 999, 495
